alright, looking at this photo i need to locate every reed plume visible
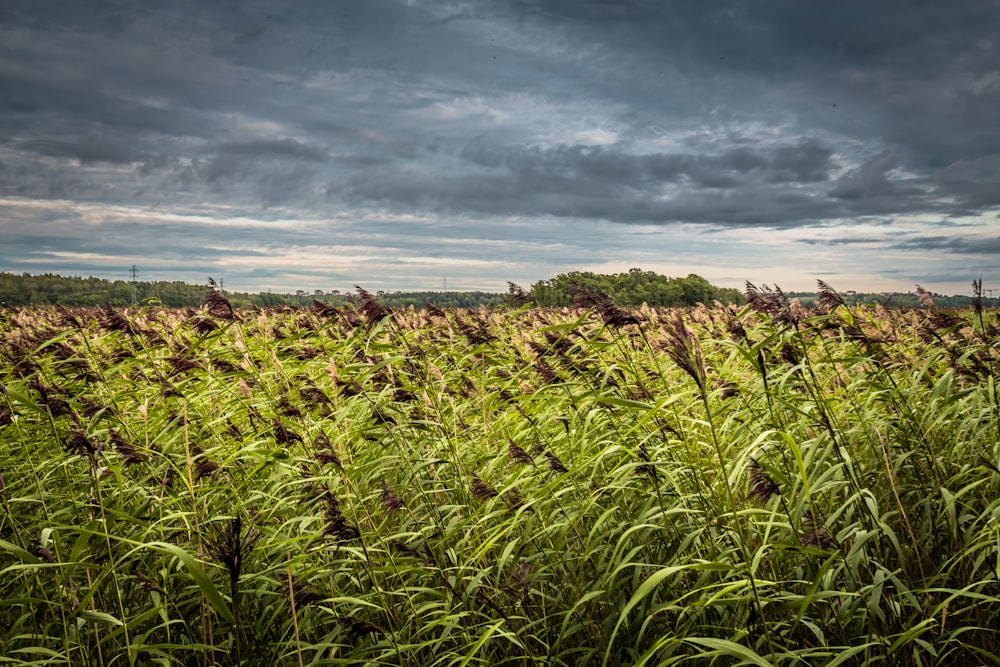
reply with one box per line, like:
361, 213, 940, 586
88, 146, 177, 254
189, 444, 219, 479
747, 457, 779, 503
662, 312, 706, 391
380, 481, 404, 514
204, 279, 236, 320
816, 280, 846, 311
99, 303, 136, 335
636, 442, 657, 480
801, 511, 836, 549
570, 283, 639, 328
313, 433, 342, 468
109, 429, 147, 465
545, 451, 569, 474
311, 299, 340, 318
971, 278, 984, 317
423, 301, 447, 319
273, 417, 303, 445
745, 282, 796, 326
355, 286, 392, 325
505, 282, 534, 307
284, 574, 322, 608
508, 440, 534, 466
322, 493, 360, 541
471, 475, 499, 499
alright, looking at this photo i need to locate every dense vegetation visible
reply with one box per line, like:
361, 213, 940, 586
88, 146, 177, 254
530, 269, 744, 307
0, 273, 213, 308
1, 270, 743, 309
0, 283, 998, 665
4, 270, 995, 311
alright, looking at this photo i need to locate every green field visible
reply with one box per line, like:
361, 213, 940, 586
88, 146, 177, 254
1, 286, 998, 665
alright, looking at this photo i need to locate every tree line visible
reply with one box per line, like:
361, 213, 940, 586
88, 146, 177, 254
529, 269, 744, 306
5, 270, 986, 310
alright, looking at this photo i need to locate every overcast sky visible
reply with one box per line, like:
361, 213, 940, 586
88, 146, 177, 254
2, 1, 998, 295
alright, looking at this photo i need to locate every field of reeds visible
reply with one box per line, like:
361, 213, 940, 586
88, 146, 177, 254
1, 283, 998, 666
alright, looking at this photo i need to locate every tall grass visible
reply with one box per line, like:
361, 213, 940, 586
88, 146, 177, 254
0, 288, 997, 665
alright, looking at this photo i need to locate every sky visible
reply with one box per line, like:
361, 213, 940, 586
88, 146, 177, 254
1, 0, 999, 295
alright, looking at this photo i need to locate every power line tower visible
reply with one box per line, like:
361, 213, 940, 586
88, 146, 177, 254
130, 265, 139, 306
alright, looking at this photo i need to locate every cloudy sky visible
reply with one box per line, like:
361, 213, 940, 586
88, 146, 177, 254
2, 1, 998, 295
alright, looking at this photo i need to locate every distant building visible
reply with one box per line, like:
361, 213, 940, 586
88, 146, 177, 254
295, 290, 306, 296
314, 289, 324, 296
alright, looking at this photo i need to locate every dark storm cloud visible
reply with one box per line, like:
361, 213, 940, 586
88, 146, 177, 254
481, 0, 1000, 204
14, 137, 147, 165
336, 139, 929, 225
0, 0, 998, 292
891, 236, 1000, 255
935, 156, 1000, 210
796, 237, 888, 247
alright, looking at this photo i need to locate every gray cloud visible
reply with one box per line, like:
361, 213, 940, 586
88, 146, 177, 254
891, 236, 1000, 255
0, 0, 998, 293
15, 137, 147, 165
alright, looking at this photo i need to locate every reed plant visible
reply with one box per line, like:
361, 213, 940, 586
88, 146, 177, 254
0, 286, 997, 665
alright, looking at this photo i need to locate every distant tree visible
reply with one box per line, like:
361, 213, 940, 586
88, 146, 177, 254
530, 269, 742, 307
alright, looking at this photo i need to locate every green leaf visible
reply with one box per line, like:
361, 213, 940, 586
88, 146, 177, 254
683, 637, 772, 666
79, 609, 124, 627
142, 542, 234, 625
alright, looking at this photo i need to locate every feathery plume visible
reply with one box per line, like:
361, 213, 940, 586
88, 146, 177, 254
99, 303, 136, 335
662, 312, 706, 390
55, 304, 82, 329
311, 299, 340, 318
188, 315, 218, 335
189, 444, 219, 479
509, 559, 532, 603
66, 430, 102, 457
801, 511, 836, 549
313, 432, 342, 468
298, 384, 331, 408
507, 439, 534, 466
545, 451, 569, 474
424, 302, 447, 319
747, 457, 780, 503
505, 282, 534, 307
388, 540, 425, 559
745, 282, 796, 326
471, 475, 498, 500
816, 280, 846, 310
285, 573, 323, 608
132, 569, 166, 595
503, 487, 527, 511
110, 429, 147, 465
972, 278, 984, 316
570, 283, 639, 328
210, 516, 259, 595
380, 481, 404, 514
635, 442, 657, 479
204, 287, 235, 320
273, 417, 303, 445
339, 616, 383, 638
322, 493, 360, 541
355, 286, 392, 325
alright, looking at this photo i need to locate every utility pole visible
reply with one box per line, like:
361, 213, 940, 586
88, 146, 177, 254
130, 265, 138, 306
